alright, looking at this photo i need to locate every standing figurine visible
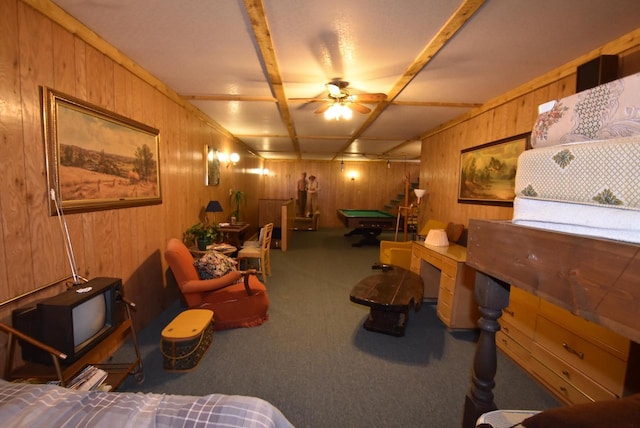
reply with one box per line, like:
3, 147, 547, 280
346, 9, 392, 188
306, 174, 320, 216
297, 172, 308, 217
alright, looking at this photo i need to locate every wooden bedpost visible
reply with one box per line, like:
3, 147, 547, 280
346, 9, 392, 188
462, 272, 510, 428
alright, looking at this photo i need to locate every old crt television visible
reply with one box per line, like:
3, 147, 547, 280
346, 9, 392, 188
12, 277, 122, 365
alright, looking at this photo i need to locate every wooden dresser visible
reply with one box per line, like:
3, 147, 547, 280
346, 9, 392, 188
410, 241, 479, 329
463, 219, 640, 427
498, 287, 637, 405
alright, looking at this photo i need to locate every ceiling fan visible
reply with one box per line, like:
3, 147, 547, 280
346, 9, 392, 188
313, 81, 386, 118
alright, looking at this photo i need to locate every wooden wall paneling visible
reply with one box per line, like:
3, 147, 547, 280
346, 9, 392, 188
19, 3, 61, 289
0, 0, 20, 301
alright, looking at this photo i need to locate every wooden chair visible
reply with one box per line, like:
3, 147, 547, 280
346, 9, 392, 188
236, 223, 273, 283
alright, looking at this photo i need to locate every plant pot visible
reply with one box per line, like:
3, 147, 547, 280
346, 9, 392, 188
197, 239, 208, 251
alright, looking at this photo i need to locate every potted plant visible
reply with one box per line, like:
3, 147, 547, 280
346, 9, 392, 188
229, 189, 245, 222
184, 223, 219, 250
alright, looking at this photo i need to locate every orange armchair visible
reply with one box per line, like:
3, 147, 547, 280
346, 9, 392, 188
165, 238, 269, 330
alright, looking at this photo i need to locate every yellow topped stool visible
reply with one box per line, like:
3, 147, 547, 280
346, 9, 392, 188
161, 309, 214, 372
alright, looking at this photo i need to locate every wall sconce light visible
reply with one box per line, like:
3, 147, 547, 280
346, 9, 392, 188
218, 152, 240, 168
340, 159, 345, 172
348, 171, 357, 181
262, 168, 269, 176
387, 160, 391, 169
414, 188, 426, 204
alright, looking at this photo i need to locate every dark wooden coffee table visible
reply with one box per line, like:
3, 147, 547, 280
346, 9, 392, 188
350, 266, 424, 336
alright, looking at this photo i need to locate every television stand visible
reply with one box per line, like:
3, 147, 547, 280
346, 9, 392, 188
1, 298, 143, 390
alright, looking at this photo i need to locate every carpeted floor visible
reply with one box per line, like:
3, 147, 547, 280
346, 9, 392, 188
116, 228, 559, 427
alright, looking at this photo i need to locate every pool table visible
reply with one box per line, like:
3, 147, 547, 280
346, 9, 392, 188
336, 209, 396, 246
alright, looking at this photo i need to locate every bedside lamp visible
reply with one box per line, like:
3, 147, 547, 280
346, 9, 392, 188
425, 229, 449, 246
205, 200, 223, 224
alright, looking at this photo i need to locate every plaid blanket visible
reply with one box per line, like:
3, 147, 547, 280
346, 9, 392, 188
0, 380, 294, 428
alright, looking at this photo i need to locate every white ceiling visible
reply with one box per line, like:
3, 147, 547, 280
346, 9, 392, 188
50, 0, 640, 161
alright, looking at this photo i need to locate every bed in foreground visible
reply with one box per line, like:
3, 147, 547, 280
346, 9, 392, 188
0, 379, 294, 428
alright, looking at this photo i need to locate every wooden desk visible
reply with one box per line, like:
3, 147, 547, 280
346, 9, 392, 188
219, 223, 250, 247
410, 241, 479, 329
461, 219, 640, 428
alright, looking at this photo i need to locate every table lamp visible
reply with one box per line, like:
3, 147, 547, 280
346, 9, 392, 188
205, 200, 223, 224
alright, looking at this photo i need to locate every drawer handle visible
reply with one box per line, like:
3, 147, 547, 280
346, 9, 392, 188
561, 369, 570, 378
503, 326, 510, 334
562, 342, 584, 359
503, 308, 514, 317
559, 386, 569, 396
501, 338, 508, 345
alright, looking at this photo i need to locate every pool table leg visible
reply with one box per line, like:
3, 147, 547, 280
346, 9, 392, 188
345, 228, 383, 246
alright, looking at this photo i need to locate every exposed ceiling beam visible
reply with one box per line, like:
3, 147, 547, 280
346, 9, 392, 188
333, 0, 487, 160
243, 0, 301, 159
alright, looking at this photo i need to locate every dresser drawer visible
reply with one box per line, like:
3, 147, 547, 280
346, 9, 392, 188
497, 330, 531, 370
502, 288, 538, 339
500, 317, 534, 350
530, 357, 594, 405
535, 316, 627, 394
532, 343, 620, 401
539, 299, 629, 360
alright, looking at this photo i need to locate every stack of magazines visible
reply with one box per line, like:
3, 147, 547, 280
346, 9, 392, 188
67, 365, 108, 391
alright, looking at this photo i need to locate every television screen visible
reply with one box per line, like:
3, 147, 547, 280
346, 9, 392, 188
72, 292, 107, 349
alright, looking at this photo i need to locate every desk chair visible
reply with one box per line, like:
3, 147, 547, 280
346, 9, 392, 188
237, 223, 273, 283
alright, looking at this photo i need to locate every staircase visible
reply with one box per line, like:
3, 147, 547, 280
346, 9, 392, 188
382, 179, 420, 237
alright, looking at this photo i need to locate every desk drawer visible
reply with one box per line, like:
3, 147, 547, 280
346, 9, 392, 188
532, 343, 619, 401
439, 271, 455, 294
437, 299, 452, 325
535, 316, 626, 394
530, 357, 594, 405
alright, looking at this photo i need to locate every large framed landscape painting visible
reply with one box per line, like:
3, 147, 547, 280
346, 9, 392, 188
458, 133, 529, 206
42, 87, 161, 214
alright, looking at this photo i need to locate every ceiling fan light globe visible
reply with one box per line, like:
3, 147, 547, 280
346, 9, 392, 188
341, 105, 353, 119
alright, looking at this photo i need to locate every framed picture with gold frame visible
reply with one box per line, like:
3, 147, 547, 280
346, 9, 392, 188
458, 133, 529, 206
42, 87, 161, 214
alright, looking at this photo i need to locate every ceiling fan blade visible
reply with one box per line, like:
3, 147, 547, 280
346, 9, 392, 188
352, 93, 387, 103
288, 97, 326, 103
348, 102, 371, 114
314, 103, 331, 114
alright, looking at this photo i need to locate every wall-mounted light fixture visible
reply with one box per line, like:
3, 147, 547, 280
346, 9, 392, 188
262, 168, 269, 176
340, 159, 345, 172
218, 151, 240, 168
348, 171, 357, 181
387, 159, 391, 169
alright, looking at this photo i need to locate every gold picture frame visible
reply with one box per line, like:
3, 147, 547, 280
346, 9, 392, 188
42, 87, 161, 214
205, 145, 221, 186
458, 133, 529, 206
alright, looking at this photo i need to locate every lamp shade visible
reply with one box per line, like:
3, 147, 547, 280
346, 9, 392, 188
425, 229, 449, 246
414, 188, 426, 199
205, 200, 223, 213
